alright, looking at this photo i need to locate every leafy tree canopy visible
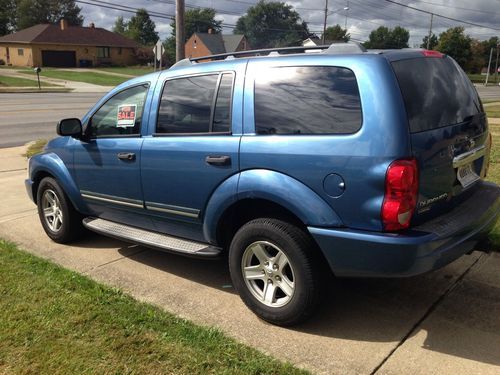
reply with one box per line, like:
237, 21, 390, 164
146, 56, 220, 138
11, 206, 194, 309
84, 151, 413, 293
16, 0, 83, 30
126, 9, 159, 46
363, 26, 409, 49
420, 33, 438, 49
234, 0, 310, 49
436, 27, 472, 69
323, 25, 350, 42
112, 16, 127, 35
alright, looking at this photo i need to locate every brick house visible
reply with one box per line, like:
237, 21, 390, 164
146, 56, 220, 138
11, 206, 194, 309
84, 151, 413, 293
185, 30, 251, 59
0, 20, 140, 67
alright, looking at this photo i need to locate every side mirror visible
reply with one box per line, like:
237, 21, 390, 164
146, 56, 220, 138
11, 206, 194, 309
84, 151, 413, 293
57, 118, 82, 138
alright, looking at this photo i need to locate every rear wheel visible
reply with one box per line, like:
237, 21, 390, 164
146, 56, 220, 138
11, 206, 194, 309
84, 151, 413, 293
229, 218, 320, 326
37, 177, 83, 243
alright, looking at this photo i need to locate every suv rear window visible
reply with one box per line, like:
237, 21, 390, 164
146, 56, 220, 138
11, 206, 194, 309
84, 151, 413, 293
254, 66, 362, 135
392, 57, 482, 133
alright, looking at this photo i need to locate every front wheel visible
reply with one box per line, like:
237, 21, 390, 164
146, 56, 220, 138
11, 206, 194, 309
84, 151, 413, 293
229, 218, 321, 326
37, 177, 83, 243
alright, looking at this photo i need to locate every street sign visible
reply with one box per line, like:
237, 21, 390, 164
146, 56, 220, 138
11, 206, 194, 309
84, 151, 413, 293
152, 40, 165, 71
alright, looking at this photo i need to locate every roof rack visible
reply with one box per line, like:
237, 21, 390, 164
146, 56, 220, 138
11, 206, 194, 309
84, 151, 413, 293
170, 42, 366, 68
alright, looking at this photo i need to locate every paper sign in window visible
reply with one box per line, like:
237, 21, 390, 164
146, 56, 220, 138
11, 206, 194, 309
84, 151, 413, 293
117, 104, 137, 127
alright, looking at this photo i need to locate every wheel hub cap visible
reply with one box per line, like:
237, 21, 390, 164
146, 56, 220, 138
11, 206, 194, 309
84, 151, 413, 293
241, 241, 296, 308
42, 189, 63, 232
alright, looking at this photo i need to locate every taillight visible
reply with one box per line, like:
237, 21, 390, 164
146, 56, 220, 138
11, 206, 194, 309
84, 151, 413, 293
382, 159, 419, 231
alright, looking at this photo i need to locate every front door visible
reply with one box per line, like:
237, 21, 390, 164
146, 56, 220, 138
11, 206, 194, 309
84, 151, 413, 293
74, 83, 150, 228
141, 72, 240, 241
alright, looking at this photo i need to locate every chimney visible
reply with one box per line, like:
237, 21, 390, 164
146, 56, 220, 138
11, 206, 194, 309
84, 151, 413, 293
60, 19, 68, 30
89, 22, 95, 28
208, 28, 213, 34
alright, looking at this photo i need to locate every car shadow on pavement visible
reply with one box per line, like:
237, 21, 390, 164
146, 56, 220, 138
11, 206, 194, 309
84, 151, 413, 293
107, 238, 500, 367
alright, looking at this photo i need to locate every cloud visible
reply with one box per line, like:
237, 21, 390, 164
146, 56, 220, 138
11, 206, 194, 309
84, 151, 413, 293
78, 0, 499, 45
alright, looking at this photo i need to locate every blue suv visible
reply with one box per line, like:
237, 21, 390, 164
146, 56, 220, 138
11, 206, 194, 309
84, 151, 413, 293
26, 44, 499, 325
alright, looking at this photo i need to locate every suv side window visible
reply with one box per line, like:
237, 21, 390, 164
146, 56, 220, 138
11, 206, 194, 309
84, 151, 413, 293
88, 84, 149, 138
254, 66, 362, 135
157, 73, 233, 134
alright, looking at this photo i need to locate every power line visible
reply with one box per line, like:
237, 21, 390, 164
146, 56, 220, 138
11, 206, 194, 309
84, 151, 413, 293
410, 0, 500, 16
383, 0, 500, 31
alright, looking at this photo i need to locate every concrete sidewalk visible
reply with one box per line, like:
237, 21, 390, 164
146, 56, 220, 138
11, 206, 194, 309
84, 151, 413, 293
0, 146, 499, 374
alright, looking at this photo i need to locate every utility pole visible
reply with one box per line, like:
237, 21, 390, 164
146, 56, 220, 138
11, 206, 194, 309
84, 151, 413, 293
322, 0, 328, 44
494, 43, 499, 84
485, 47, 493, 86
426, 13, 434, 49
176, 0, 185, 61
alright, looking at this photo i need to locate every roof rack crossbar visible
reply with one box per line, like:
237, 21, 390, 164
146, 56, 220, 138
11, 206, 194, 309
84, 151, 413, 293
190, 45, 330, 62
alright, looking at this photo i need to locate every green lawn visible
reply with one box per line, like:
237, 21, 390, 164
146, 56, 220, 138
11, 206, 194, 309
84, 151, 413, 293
98, 66, 155, 76
0, 75, 58, 87
0, 239, 305, 374
485, 103, 500, 118
23, 69, 130, 86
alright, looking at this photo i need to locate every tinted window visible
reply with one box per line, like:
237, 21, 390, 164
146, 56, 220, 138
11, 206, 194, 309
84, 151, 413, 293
213, 73, 233, 133
88, 84, 148, 137
392, 57, 481, 133
157, 75, 218, 134
254, 66, 362, 135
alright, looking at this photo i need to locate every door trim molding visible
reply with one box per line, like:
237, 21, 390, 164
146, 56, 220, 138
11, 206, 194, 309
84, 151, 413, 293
80, 190, 144, 209
145, 201, 200, 218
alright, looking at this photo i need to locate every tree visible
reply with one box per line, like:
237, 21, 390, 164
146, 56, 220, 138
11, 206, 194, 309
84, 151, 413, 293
364, 26, 409, 49
436, 27, 472, 69
323, 25, 350, 42
126, 9, 159, 46
0, 0, 16, 35
165, 8, 222, 65
420, 33, 438, 49
234, 1, 310, 49
16, 0, 83, 30
112, 16, 127, 36
466, 39, 486, 74
480, 36, 499, 73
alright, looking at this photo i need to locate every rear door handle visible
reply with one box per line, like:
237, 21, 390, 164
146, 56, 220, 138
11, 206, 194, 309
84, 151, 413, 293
205, 155, 231, 166
117, 152, 136, 161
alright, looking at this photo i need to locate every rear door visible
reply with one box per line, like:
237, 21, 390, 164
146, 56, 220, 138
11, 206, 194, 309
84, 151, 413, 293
392, 54, 489, 219
140, 70, 242, 241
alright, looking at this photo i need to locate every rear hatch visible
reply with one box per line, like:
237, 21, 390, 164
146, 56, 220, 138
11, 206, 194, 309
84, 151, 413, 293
391, 53, 490, 222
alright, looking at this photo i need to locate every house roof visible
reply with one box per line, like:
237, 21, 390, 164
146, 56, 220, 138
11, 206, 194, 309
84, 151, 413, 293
193, 33, 245, 54
0, 24, 139, 48
303, 37, 336, 46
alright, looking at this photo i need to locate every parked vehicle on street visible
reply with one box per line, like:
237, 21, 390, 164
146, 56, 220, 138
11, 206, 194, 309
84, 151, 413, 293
26, 43, 499, 326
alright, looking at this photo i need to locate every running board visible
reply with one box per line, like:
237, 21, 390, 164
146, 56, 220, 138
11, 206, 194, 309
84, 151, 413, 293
82, 217, 221, 258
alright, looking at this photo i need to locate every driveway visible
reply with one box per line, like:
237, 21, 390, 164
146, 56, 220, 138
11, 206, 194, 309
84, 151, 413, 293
0, 146, 499, 374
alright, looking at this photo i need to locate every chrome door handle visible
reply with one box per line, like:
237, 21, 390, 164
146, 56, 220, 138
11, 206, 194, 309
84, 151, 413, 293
117, 152, 136, 161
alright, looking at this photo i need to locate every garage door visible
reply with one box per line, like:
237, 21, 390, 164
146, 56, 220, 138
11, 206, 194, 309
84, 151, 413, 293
41, 50, 76, 67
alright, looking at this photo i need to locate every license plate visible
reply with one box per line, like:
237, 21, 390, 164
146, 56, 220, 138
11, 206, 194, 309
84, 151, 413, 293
457, 163, 479, 188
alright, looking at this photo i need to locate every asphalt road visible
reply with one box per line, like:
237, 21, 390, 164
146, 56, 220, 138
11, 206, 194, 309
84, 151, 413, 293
0, 86, 499, 149
0, 92, 103, 148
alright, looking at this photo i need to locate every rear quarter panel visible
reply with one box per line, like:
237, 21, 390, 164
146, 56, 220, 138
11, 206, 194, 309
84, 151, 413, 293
240, 54, 411, 231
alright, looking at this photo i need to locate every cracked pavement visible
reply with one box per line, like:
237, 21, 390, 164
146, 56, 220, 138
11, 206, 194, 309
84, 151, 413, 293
1, 145, 499, 374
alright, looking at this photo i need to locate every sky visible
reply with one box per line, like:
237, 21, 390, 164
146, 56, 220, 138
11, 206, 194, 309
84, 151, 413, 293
77, 0, 499, 46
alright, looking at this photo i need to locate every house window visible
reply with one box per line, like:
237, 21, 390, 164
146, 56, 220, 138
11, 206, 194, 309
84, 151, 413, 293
118, 47, 122, 55
97, 47, 110, 58
17, 48, 24, 56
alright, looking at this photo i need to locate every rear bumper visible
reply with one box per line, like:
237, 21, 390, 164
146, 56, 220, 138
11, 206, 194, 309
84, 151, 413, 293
309, 181, 500, 277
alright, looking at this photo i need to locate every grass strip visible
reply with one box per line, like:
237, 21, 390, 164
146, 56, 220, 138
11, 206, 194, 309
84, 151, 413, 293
0, 239, 306, 374
24, 139, 48, 158
26, 70, 130, 86
0, 75, 58, 87
98, 66, 155, 77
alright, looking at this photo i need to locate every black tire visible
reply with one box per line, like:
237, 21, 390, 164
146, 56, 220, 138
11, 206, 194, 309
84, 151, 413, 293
229, 218, 321, 326
36, 177, 83, 243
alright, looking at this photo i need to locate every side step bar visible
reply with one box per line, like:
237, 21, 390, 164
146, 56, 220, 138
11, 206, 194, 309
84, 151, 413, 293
83, 217, 221, 258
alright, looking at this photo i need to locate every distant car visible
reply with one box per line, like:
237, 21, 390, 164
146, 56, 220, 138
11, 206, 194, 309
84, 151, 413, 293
26, 43, 499, 326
